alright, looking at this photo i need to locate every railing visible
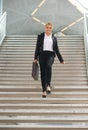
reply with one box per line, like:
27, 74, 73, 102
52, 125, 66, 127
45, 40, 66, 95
0, 12, 6, 45
84, 12, 88, 76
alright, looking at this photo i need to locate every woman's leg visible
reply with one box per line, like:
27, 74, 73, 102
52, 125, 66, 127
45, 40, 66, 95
46, 54, 54, 87
39, 53, 47, 92
39, 52, 54, 95
46, 65, 52, 86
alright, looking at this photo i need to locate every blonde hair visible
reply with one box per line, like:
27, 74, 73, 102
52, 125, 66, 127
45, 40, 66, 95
45, 22, 53, 27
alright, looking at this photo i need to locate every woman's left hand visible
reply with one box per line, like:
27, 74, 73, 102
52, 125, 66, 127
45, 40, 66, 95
61, 61, 65, 64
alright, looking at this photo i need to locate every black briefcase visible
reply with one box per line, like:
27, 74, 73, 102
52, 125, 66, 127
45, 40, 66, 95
32, 62, 39, 80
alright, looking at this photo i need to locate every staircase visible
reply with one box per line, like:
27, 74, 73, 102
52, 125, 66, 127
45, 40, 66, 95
0, 35, 88, 130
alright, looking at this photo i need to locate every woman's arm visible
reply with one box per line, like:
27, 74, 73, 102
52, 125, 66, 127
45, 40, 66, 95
34, 35, 40, 60
55, 37, 64, 63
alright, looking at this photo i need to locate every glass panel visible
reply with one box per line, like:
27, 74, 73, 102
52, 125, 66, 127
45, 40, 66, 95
0, 0, 3, 16
77, 0, 88, 9
84, 12, 88, 75
0, 12, 6, 45
69, 0, 88, 13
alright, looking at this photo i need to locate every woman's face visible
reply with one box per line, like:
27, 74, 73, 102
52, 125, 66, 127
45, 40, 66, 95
45, 24, 53, 35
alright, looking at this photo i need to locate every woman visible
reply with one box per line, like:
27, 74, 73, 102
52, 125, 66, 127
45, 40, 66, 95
34, 22, 64, 98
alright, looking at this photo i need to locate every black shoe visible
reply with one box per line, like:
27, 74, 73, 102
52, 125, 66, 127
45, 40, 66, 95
47, 90, 51, 94
42, 91, 47, 98
47, 86, 51, 94
42, 95, 47, 98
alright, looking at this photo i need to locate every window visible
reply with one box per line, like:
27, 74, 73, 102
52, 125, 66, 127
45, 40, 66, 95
68, 0, 88, 13
77, 0, 88, 9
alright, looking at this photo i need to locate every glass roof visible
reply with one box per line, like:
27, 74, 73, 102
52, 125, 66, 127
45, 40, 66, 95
68, 0, 88, 13
77, 0, 88, 9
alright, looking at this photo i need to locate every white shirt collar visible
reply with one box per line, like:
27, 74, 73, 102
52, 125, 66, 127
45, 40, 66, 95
45, 33, 52, 38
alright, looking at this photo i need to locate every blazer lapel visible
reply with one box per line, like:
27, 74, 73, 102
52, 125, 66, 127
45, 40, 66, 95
40, 33, 44, 51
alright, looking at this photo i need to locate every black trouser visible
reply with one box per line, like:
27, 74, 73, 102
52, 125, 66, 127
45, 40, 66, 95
39, 51, 54, 92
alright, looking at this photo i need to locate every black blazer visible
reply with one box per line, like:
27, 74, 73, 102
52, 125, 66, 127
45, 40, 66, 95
34, 32, 64, 62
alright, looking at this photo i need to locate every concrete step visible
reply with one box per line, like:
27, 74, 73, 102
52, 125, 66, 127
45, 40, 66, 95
1, 115, 88, 123
0, 85, 87, 89
1, 97, 88, 104
0, 48, 84, 52
0, 61, 86, 65
1, 92, 88, 98
0, 60, 86, 64
3, 38, 84, 41
0, 56, 85, 60
1, 44, 84, 47
0, 76, 87, 80
0, 83, 87, 86
0, 123, 88, 130
0, 103, 88, 108
0, 52, 85, 55
0, 74, 86, 78
3, 43, 83, 46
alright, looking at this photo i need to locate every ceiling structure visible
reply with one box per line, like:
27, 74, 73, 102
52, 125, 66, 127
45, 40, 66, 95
76, 0, 88, 10
3, 0, 84, 35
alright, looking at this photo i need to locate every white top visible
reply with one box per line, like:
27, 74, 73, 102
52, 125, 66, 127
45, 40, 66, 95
43, 33, 53, 52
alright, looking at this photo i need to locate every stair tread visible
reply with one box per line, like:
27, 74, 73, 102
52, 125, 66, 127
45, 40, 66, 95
0, 122, 88, 128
